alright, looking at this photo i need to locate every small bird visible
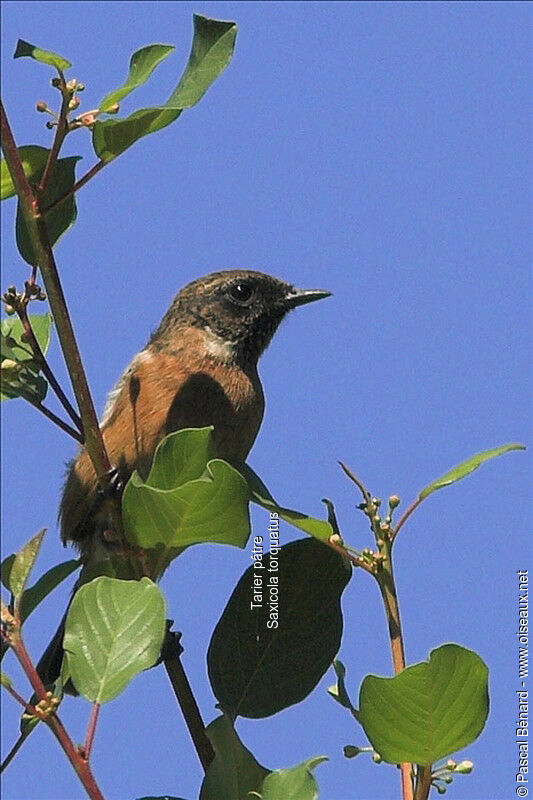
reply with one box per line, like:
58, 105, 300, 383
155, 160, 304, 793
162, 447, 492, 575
37, 270, 329, 684
60, 269, 330, 562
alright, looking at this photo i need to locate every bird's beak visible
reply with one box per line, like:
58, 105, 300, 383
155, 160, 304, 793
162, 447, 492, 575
284, 287, 332, 309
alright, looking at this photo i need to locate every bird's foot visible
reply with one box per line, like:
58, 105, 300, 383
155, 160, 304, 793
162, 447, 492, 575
98, 466, 124, 498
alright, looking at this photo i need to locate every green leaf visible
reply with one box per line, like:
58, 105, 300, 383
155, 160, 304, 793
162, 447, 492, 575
122, 428, 250, 555
207, 538, 351, 718
327, 659, 358, 717
1, 145, 50, 201
13, 39, 71, 71
16, 155, 81, 265
0, 554, 15, 592
243, 465, 334, 542
92, 14, 237, 162
1, 314, 53, 404
18, 559, 79, 624
99, 44, 175, 112
64, 576, 166, 703
168, 14, 237, 109
141, 426, 216, 489
419, 443, 526, 500
1, 672, 12, 689
0, 369, 47, 405
358, 644, 489, 765
199, 715, 269, 800
2, 530, 46, 599
92, 107, 181, 163
260, 757, 327, 800
1, 313, 53, 362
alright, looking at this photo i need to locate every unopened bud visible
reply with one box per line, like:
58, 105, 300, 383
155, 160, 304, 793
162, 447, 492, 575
343, 746, 362, 759
1, 359, 19, 372
36, 101, 47, 113
3, 305, 16, 315
68, 96, 80, 110
45, 121, 55, 129
388, 495, 400, 509
80, 112, 97, 126
105, 102, 120, 114
51, 77, 61, 88
329, 534, 343, 546
76, 82, 85, 92
454, 760, 473, 774
66, 78, 77, 92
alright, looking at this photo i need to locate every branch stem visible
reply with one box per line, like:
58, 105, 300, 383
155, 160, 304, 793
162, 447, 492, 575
414, 766, 433, 800
326, 537, 376, 575
38, 73, 70, 198
43, 161, 105, 215
1, 100, 114, 496
376, 542, 413, 800
338, 461, 371, 504
83, 703, 100, 761
18, 303, 83, 433
1, 733, 26, 774
391, 496, 423, 541
3, 681, 39, 716
162, 632, 215, 772
6, 632, 104, 800
34, 402, 84, 443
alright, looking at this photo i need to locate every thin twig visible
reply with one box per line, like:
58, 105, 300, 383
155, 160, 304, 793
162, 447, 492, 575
37, 70, 70, 198
2, 680, 39, 717
1, 732, 26, 773
43, 161, 105, 215
18, 303, 83, 433
162, 631, 215, 772
34, 403, 84, 442
338, 461, 371, 504
326, 537, 376, 575
391, 496, 423, 542
4, 630, 104, 800
83, 703, 100, 761
0, 103, 36, 213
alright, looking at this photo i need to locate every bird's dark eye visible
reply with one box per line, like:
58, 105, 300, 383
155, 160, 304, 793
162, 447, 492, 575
228, 281, 254, 305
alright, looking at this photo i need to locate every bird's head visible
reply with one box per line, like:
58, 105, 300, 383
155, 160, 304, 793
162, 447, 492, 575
151, 270, 331, 364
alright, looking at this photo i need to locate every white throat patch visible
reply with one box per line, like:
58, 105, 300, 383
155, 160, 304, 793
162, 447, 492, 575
203, 326, 237, 363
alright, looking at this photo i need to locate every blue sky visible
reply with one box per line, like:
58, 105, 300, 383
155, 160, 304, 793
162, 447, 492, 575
1, 3, 531, 799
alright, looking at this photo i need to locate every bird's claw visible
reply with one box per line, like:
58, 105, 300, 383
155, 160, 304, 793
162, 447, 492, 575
98, 466, 124, 498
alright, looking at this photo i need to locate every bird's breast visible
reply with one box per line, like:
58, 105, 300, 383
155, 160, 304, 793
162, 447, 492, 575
103, 342, 264, 472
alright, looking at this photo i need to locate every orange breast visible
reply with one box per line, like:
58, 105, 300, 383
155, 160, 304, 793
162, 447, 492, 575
59, 335, 264, 552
